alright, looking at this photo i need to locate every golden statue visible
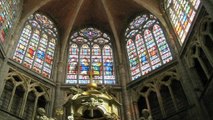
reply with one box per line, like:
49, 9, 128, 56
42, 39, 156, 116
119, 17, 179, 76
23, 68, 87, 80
64, 69, 121, 120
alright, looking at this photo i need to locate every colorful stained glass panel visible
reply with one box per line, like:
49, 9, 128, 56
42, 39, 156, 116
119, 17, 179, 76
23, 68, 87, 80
79, 44, 90, 84
13, 25, 32, 63
127, 39, 141, 80
103, 45, 115, 84
66, 44, 79, 84
135, 34, 151, 75
92, 44, 102, 84
13, 13, 57, 79
153, 25, 172, 64
0, 0, 20, 43
144, 29, 161, 70
66, 27, 116, 84
165, 0, 200, 44
125, 14, 173, 80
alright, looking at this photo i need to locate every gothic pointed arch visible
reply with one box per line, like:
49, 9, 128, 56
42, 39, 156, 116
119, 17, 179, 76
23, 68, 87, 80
125, 14, 173, 80
0, 69, 50, 119
66, 27, 116, 85
136, 68, 188, 119
13, 13, 58, 79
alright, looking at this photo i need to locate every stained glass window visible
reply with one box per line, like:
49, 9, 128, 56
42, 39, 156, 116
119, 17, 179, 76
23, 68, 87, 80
125, 14, 173, 80
13, 13, 58, 79
66, 27, 116, 85
164, 0, 200, 44
0, 0, 21, 43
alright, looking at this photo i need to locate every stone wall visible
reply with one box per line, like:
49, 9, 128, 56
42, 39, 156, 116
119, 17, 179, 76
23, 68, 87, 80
0, 110, 23, 120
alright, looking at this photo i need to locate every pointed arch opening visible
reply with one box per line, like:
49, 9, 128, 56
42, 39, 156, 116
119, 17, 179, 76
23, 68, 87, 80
66, 27, 116, 85
125, 14, 173, 80
13, 13, 58, 79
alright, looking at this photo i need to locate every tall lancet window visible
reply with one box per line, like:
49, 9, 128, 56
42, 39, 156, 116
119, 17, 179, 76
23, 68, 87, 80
164, 0, 200, 45
13, 13, 58, 79
0, 0, 21, 43
125, 14, 173, 80
66, 27, 115, 85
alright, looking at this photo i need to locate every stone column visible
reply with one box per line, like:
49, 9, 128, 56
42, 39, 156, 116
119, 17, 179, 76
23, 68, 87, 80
32, 96, 39, 120
168, 85, 178, 111
201, 0, 213, 19
20, 91, 29, 117
54, 61, 65, 118
119, 64, 132, 120
155, 87, 166, 118
7, 85, 17, 111
145, 95, 151, 114
133, 101, 139, 120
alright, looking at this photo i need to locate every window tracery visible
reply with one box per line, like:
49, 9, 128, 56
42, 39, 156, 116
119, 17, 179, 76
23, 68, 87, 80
0, 69, 49, 119
66, 27, 115, 85
125, 14, 172, 80
13, 13, 58, 79
136, 69, 188, 119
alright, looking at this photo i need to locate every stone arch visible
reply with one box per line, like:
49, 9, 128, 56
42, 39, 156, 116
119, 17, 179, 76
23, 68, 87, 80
185, 38, 212, 86
37, 95, 48, 108
0, 68, 51, 119
10, 84, 25, 115
186, 41, 202, 68
23, 90, 36, 120
136, 68, 189, 119
33, 84, 50, 102
199, 15, 213, 65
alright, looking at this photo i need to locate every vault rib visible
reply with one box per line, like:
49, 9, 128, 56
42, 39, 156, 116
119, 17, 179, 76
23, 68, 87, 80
60, 0, 84, 60
102, 0, 122, 64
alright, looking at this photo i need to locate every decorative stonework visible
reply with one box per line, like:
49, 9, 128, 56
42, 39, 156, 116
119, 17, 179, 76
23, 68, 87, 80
0, 68, 50, 120
64, 85, 121, 120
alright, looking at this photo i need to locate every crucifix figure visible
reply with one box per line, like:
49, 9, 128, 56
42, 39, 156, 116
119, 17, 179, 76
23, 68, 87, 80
87, 60, 102, 87
83, 65, 102, 117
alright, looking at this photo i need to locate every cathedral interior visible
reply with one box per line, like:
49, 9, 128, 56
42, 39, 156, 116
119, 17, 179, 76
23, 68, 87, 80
0, 0, 213, 120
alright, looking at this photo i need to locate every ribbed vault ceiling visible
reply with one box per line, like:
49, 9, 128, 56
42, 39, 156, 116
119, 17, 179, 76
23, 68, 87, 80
21, 0, 165, 62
